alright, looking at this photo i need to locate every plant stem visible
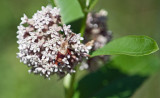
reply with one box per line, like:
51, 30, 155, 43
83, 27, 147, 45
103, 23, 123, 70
64, 72, 76, 98
80, 12, 88, 37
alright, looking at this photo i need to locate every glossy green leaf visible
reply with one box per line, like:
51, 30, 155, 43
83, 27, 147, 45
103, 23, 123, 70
112, 55, 160, 76
54, 0, 84, 24
91, 35, 159, 57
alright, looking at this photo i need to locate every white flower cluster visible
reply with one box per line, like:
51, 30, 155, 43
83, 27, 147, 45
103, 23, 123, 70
17, 5, 93, 78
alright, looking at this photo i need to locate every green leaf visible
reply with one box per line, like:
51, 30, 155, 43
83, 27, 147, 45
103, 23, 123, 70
91, 35, 159, 57
131, 72, 160, 98
111, 55, 160, 76
74, 65, 146, 98
54, 0, 84, 24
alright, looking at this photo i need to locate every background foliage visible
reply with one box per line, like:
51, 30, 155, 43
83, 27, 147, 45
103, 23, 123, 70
0, 0, 160, 98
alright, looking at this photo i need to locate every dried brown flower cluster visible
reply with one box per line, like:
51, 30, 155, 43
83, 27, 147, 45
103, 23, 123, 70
81, 10, 112, 71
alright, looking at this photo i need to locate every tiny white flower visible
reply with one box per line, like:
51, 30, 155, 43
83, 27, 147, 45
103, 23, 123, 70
20, 14, 28, 25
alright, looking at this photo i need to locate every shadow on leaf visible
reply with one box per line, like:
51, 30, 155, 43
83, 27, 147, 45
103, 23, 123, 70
74, 64, 147, 98
68, 18, 83, 33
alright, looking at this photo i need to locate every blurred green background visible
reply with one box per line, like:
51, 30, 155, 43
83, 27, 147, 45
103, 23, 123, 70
0, 0, 160, 98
